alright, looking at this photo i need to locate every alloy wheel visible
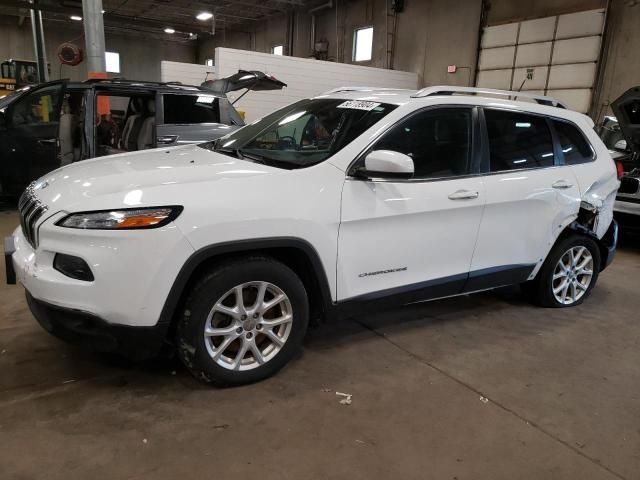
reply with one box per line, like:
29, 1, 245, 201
552, 246, 594, 305
203, 281, 293, 371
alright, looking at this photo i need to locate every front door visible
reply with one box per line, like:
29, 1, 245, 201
467, 108, 582, 290
337, 107, 485, 302
0, 81, 66, 194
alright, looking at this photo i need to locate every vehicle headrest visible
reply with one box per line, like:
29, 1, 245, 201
146, 98, 155, 114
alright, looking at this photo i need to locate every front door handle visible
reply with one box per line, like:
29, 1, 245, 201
38, 138, 57, 145
157, 135, 178, 145
552, 179, 573, 189
448, 189, 479, 200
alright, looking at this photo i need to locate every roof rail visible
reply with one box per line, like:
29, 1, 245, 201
321, 86, 411, 95
411, 86, 567, 109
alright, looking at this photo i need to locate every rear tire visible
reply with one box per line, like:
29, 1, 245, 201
176, 256, 309, 386
525, 234, 601, 308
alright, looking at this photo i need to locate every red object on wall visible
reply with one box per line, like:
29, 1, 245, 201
56, 43, 83, 66
447, 65, 457, 73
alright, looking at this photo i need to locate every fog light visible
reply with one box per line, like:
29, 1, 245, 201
54, 253, 94, 281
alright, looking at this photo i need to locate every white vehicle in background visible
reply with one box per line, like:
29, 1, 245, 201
5, 86, 620, 385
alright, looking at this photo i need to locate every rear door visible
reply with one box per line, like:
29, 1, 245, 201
0, 81, 66, 194
468, 108, 581, 289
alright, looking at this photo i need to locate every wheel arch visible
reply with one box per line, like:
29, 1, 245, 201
554, 217, 618, 272
158, 237, 335, 336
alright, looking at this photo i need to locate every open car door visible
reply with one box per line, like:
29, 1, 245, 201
201, 70, 287, 102
611, 86, 640, 164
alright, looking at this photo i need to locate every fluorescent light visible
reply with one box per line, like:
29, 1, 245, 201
70, 15, 82, 21
196, 12, 213, 21
164, 27, 175, 34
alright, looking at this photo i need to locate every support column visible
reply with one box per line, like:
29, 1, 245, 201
81, 0, 106, 74
29, 0, 48, 82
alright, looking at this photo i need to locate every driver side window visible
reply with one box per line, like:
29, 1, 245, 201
11, 86, 61, 126
372, 107, 473, 179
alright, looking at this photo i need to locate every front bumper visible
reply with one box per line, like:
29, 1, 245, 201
25, 291, 169, 359
4, 236, 16, 284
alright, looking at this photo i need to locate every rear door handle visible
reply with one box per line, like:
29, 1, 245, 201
552, 179, 573, 189
448, 189, 479, 200
38, 138, 57, 145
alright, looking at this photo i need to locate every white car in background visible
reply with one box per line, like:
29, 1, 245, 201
5, 86, 620, 385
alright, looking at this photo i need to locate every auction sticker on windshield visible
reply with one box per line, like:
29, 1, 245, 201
337, 100, 381, 111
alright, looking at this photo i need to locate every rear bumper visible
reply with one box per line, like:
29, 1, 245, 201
26, 291, 169, 360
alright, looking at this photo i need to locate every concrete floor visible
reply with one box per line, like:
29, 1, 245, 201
0, 208, 638, 480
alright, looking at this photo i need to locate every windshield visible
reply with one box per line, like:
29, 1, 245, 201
200, 98, 397, 168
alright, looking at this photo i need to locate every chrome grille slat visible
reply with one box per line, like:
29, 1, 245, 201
18, 182, 48, 248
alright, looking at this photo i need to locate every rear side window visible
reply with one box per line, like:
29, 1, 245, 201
552, 120, 594, 165
485, 109, 555, 171
162, 94, 220, 124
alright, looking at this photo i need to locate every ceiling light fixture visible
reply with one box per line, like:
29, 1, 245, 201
70, 15, 82, 21
196, 12, 213, 21
164, 27, 175, 34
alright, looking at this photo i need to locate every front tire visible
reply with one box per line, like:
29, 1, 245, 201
177, 256, 309, 386
525, 234, 601, 308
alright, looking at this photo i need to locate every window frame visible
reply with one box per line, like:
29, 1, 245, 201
352, 26, 374, 63
478, 106, 595, 175
347, 105, 482, 183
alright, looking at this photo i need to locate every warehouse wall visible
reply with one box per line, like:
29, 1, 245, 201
485, 0, 607, 24
0, 15, 196, 82
593, 0, 640, 117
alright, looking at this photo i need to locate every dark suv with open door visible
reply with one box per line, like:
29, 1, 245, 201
0, 71, 286, 197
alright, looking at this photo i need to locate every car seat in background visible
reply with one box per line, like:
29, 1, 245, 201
58, 101, 78, 166
120, 98, 145, 151
137, 98, 156, 150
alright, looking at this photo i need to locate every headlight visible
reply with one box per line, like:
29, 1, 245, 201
56, 206, 183, 230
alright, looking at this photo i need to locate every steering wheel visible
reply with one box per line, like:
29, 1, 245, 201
277, 135, 298, 150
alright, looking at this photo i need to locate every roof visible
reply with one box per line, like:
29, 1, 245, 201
316, 86, 588, 123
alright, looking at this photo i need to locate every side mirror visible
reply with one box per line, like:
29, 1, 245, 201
614, 139, 628, 151
358, 150, 414, 179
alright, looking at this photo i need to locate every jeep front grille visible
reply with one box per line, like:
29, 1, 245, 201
18, 184, 48, 248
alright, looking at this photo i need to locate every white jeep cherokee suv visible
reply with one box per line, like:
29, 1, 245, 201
5, 86, 620, 385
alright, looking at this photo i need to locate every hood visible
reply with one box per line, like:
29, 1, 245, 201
611, 86, 640, 156
30, 144, 276, 212
201, 70, 287, 95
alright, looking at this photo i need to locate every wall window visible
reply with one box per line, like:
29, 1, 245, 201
205, 58, 214, 66
353, 26, 373, 62
162, 94, 220, 124
373, 108, 473, 179
105, 51, 120, 73
485, 109, 554, 171
271, 45, 284, 56
552, 120, 594, 165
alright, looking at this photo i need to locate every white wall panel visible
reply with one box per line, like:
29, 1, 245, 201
160, 61, 214, 86
480, 23, 518, 48
214, 48, 418, 122
478, 46, 516, 70
518, 17, 556, 44
515, 42, 552, 67
547, 89, 592, 113
476, 69, 512, 90
548, 63, 597, 89
552, 37, 601, 64
555, 9, 605, 39
512, 66, 549, 90
476, 8, 605, 115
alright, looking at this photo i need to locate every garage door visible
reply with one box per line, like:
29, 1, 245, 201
476, 9, 605, 113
